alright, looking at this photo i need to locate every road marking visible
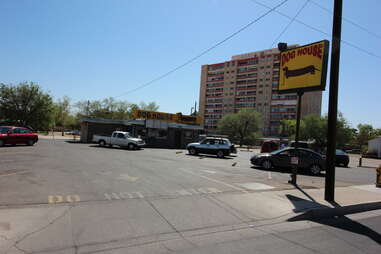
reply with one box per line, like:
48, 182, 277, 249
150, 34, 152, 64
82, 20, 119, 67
236, 182, 275, 191
0, 170, 29, 178
48, 195, 81, 204
103, 187, 223, 201
66, 195, 80, 202
198, 187, 222, 194
177, 167, 248, 193
202, 170, 217, 174
176, 189, 193, 196
104, 191, 145, 200
117, 173, 139, 182
48, 195, 63, 204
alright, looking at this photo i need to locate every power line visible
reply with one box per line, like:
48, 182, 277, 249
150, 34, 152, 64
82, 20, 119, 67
250, 0, 381, 61
270, 0, 311, 47
310, 0, 381, 40
114, 0, 289, 98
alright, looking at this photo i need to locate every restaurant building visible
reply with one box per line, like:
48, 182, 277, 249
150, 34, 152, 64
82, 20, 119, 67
80, 111, 204, 149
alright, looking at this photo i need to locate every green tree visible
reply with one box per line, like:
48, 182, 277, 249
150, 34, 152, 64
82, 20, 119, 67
281, 113, 354, 151
74, 98, 159, 120
217, 109, 262, 146
139, 101, 159, 111
53, 96, 71, 127
0, 82, 54, 130
356, 124, 376, 149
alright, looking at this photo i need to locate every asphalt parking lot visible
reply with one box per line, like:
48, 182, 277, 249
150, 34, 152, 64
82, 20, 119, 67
1, 140, 381, 254
0, 139, 377, 206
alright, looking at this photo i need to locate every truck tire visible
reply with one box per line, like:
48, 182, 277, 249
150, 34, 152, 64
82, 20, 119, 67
99, 140, 106, 147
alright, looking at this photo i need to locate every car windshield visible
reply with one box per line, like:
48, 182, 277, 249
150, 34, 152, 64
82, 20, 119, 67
270, 148, 290, 155
336, 149, 346, 155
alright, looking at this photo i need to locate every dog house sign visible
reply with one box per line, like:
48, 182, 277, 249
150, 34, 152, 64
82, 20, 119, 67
279, 40, 329, 93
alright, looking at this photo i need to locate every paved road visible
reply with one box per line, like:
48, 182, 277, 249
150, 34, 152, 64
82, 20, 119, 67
0, 140, 380, 253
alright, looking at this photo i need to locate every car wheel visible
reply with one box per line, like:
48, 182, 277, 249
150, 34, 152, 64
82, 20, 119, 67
262, 160, 272, 170
27, 140, 34, 146
344, 163, 349, 168
310, 164, 321, 175
217, 150, 224, 158
128, 143, 136, 150
0, 140, 4, 147
99, 140, 106, 147
189, 147, 197, 155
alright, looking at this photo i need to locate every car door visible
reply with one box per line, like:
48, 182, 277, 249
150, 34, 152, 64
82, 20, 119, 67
11, 128, 23, 144
272, 149, 292, 168
19, 128, 32, 144
297, 150, 312, 169
115, 133, 126, 146
198, 139, 214, 154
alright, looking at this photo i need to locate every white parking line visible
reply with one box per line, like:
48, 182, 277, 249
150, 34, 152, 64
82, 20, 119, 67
177, 167, 248, 193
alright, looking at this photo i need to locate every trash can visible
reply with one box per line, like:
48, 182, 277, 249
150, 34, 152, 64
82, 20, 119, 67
377, 166, 381, 188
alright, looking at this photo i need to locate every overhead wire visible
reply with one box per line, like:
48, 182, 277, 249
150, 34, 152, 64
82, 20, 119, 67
310, 0, 381, 40
250, 0, 381, 60
269, 0, 311, 47
113, 0, 289, 98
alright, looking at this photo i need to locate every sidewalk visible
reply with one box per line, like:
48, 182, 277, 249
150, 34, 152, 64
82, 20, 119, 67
1, 184, 380, 254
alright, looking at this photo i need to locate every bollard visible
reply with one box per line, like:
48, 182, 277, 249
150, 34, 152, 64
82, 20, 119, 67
376, 165, 381, 188
358, 157, 362, 167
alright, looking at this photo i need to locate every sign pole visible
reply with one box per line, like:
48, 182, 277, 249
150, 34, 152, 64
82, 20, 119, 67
325, 0, 343, 202
289, 90, 303, 185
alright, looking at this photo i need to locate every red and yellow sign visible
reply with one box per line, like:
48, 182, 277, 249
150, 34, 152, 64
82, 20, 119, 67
133, 110, 202, 125
279, 40, 329, 93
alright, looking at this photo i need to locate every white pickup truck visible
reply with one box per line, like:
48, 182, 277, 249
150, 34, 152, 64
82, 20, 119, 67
93, 131, 145, 150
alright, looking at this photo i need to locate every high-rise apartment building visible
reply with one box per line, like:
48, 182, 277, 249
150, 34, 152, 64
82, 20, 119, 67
199, 47, 322, 136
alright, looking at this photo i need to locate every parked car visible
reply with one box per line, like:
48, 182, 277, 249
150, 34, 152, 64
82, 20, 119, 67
250, 147, 325, 175
0, 126, 38, 146
260, 140, 279, 153
290, 141, 310, 149
335, 149, 350, 167
187, 137, 236, 158
92, 131, 145, 150
65, 130, 80, 136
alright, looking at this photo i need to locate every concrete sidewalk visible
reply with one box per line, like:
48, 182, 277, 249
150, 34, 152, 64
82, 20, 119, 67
1, 184, 380, 253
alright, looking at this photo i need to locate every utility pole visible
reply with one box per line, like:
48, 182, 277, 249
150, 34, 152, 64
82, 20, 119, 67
325, 0, 343, 202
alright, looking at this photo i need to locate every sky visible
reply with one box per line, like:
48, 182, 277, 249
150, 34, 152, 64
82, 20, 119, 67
0, 0, 380, 128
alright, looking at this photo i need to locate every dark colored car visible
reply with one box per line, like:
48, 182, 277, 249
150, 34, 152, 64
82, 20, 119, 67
0, 126, 38, 146
251, 147, 325, 175
335, 149, 350, 167
290, 141, 309, 149
260, 140, 279, 153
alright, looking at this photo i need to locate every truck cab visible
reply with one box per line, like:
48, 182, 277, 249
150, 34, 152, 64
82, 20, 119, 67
93, 131, 145, 150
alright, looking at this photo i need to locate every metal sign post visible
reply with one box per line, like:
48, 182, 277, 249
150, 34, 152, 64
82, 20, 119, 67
289, 90, 303, 185
325, 0, 343, 202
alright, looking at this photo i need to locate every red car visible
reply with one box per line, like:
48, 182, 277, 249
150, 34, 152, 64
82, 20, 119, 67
0, 126, 38, 146
260, 140, 279, 153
